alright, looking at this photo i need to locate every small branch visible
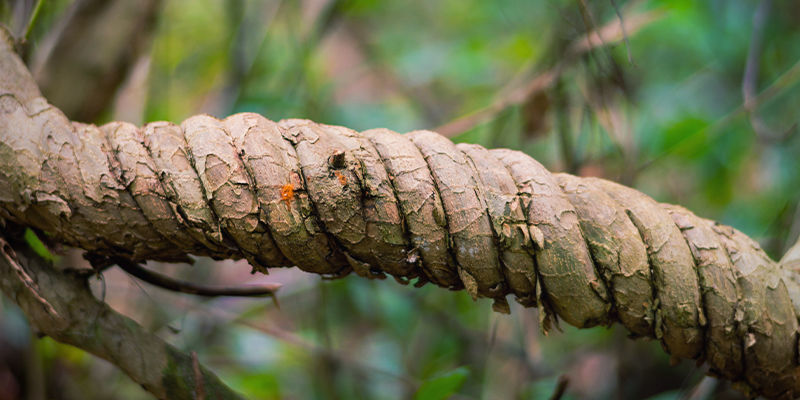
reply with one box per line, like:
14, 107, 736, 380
114, 258, 281, 298
577, 0, 607, 53
192, 351, 206, 400
554, 78, 579, 174
0, 238, 60, 320
0, 227, 245, 400
741, 0, 795, 143
22, 0, 44, 41
609, 0, 633, 64
165, 291, 423, 390
742, 0, 769, 110
548, 374, 570, 400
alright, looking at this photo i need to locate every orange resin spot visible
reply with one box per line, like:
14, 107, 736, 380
280, 183, 294, 208
334, 171, 347, 185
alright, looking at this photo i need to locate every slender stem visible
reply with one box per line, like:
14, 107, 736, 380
114, 258, 281, 298
23, 0, 44, 40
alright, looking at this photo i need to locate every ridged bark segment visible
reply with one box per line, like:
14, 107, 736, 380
458, 143, 537, 308
555, 173, 654, 337
60, 121, 131, 253
181, 115, 289, 271
59, 115, 182, 260
409, 130, 506, 305
141, 121, 233, 258
323, 123, 412, 280
103, 121, 205, 254
363, 128, 460, 288
2, 34, 800, 397
663, 205, 743, 380
589, 178, 705, 360
224, 113, 347, 277
278, 119, 414, 279
712, 223, 798, 398
492, 149, 611, 328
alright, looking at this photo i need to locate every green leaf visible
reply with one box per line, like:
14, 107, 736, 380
414, 366, 469, 400
24, 228, 55, 262
656, 116, 711, 160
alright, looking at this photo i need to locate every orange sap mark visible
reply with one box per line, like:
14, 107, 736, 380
280, 183, 294, 208
334, 171, 347, 185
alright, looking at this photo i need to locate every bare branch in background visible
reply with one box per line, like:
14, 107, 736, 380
553, 78, 579, 174
435, 8, 661, 137
548, 374, 570, 400
686, 377, 718, 400
742, 0, 796, 143
743, 0, 770, 112
111, 54, 152, 125
784, 203, 800, 255
203, 0, 284, 115
191, 352, 206, 400
609, 0, 633, 64
641, 55, 800, 172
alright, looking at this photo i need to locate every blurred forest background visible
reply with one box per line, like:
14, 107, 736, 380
1, 0, 800, 399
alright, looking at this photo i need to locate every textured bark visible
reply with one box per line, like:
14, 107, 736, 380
0, 225, 243, 400
2, 30, 800, 399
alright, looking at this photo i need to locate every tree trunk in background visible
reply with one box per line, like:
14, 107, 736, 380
30, 0, 161, 122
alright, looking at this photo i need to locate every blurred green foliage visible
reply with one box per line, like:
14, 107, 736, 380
413, 366, 469, 400
2, 0, 800, 399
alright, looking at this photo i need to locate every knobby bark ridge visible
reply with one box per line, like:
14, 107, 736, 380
2, 29, 800, 399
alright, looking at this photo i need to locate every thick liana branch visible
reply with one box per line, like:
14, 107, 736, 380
2, 28, 800, 399
0, 225, 244, 400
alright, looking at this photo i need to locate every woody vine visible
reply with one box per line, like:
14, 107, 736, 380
1, 21, 800, 400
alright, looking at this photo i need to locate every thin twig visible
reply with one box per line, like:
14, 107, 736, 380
435, 8, 662, 137
609, 0, 633, 64
158, 288, 424, 390
741, 0, 793, 143
548, 374, 570, 400
0, 238, 60, 320
554, 78, 579, 173
742, 0, 769, 109
577, 0, 608, 53
639, 56, 800, 172
114, 258, 281, 298
22, 0, 44, 40
192, 351, 206, 400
